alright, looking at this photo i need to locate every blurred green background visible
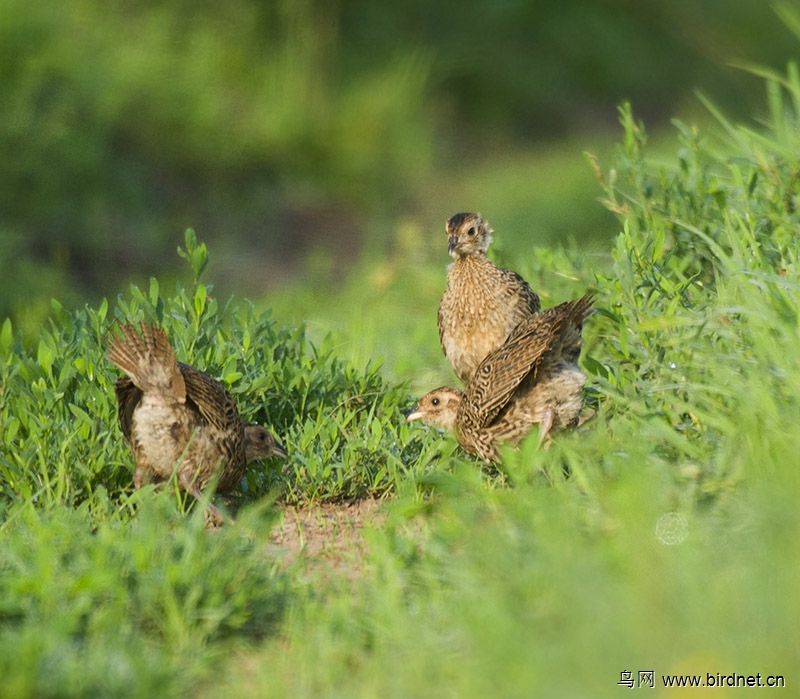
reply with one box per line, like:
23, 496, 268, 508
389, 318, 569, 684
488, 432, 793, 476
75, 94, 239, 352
2, 0, 797, 334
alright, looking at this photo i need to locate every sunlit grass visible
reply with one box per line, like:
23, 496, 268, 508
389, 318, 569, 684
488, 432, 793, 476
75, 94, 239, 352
3, 73, 800, 695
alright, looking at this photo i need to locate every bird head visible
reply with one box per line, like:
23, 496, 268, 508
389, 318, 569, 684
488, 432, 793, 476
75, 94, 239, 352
445, 212, 493, 258
405, 387, 463, 432
244, 424, 288, 462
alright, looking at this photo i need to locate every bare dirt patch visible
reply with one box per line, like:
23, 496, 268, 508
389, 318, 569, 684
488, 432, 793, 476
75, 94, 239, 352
267, 498, 388, 578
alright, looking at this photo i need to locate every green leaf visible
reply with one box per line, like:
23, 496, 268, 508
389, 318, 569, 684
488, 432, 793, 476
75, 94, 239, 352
178, 228, 209, 282
51, 299, 71, 328
68, 404, 94, 439
149, 277, 160, 307
97, 297, 109, 325
223, 371, 243, 384
37, 339, 55, 379
367, 419, 383, 450
194, 284, 207, 319
0, 317, 13, 357
177, 229, 194, 262
191, 242, 208, 281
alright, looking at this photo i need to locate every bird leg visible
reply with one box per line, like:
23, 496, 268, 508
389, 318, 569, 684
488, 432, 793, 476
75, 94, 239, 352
178, 469, 226, 526
204, 503, 226, 528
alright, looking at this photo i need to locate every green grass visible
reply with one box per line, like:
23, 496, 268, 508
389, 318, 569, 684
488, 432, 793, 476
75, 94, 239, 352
2, 62, 800, 696
0, 497, 287, 697
0, 231, 441, 510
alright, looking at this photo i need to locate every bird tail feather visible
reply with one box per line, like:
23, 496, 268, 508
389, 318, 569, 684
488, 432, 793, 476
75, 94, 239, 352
107, 322, 186, 403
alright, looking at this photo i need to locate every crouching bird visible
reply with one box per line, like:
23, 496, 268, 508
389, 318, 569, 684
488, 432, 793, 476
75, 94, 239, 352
408, 293, 594, 462
107, 321, 287, 524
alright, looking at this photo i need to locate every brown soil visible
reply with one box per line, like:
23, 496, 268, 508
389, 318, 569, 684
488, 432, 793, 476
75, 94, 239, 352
266, 498, 387, 578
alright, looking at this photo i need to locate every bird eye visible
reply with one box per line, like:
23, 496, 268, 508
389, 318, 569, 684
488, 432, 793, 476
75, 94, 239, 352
467, 227, 476, 236
431, 398, 440, 406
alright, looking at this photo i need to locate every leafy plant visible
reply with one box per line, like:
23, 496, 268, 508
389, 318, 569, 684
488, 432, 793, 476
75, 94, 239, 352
0, 229, 445, 515
201, 53, 800, 699
2, 35, 800, 699
0, 496, 287, 698
578, 88, 800, 508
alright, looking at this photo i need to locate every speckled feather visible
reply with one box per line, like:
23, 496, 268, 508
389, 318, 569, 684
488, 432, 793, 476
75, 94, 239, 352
438, 212, 541, 385
411, 294, 594, 461
108, 322, 286, 519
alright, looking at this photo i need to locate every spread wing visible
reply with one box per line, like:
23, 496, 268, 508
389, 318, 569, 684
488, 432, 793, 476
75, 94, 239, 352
461, 313, 566, 428
114, 362, 243, 445
180, 363, 247, 480
107, 322, 186, 403
178, 362, 242, 433
462, 294, 594, 428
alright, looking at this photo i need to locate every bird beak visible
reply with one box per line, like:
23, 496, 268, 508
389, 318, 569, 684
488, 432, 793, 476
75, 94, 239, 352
405, 408, 423, 423
447, 235, 459, 254
271, 440, 289, 459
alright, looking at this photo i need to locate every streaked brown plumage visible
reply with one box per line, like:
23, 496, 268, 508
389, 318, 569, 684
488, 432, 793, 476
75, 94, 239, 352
438, 212, 541, 385
107, 321, 287, 523
409, 294, 594, 461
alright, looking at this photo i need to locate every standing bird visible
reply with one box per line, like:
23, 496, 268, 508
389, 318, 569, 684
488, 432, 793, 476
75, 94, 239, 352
107, 321, 287, 523
409, 294, 594, 461
438, 212, 541, 385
